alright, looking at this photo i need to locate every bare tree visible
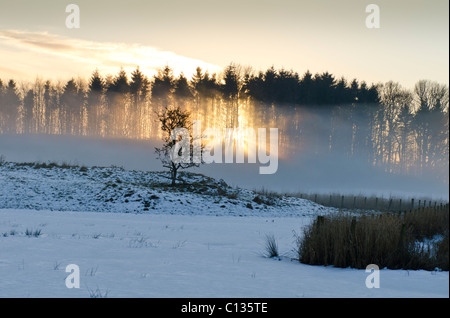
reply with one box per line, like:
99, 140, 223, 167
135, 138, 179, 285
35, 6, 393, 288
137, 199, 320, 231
155, 105, 202, 186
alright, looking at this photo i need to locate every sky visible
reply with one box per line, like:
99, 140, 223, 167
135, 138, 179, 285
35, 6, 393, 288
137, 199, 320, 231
0, 0, 448, 89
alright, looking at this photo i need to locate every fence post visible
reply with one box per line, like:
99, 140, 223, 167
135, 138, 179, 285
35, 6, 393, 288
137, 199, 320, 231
375, 197, 378, 210
340, 195, 344, 210
353, 196, 356, 209
411, 198, 414, 210
314, 194, 317, 203
399, 199, 402, 212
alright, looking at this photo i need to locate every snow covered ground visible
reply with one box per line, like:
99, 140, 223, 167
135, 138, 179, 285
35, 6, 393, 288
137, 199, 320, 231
0, 162, 326, 216
0, 163, 448, 298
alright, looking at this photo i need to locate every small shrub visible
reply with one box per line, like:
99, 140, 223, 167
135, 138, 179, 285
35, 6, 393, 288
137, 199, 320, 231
227, 192, 239, 200
79, 166, 88, 172
217, 187, 228, 196
253, 196, 264, 205
253, 195, 275, 206
255, 188, 282, 200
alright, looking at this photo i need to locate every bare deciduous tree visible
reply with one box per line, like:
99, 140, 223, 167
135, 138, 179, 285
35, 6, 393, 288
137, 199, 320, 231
155, 105, 202, 186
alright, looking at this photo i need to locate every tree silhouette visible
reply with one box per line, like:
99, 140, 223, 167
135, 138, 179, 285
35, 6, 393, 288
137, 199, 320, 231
154, 105, 201, 186
299, 70, 314, 105
151, 65, 176, 112
334, 77, 350, 104
106, 68, 130, 136
221, 63, 240, 101
43, 81, 58, 135
174, 72, 194, 102
129, 67, 150, 137
1, 80, 21, 133
313, 72, 336, 105
275, 68, 300, 105
191, 67, 218, 100
87, 70, 105, 136
130, 67, 150, 106
22, 89, 34, 134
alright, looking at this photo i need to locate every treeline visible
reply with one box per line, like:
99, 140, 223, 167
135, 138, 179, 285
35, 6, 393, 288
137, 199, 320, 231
0, 63, 448, 178
0, 63, 380, 136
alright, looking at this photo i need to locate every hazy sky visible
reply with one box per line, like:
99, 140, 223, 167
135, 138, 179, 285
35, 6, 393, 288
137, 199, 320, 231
0, 0, 448, 88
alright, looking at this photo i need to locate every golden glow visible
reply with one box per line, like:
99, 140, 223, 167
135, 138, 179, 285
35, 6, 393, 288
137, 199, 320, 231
0, 30, 222, 82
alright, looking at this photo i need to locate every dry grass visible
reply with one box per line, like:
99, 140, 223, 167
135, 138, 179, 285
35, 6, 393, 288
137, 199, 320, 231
297, 206, 449, 270
264, 234, 279, 258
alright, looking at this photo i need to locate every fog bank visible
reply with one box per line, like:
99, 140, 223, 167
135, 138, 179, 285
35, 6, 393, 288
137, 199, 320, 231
1, 134, 447, 200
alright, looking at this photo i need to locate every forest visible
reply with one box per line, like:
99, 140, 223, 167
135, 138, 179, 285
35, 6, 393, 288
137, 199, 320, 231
0, 63, 448, 181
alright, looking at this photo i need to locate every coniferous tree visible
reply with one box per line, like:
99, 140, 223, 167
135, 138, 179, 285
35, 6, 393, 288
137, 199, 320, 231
334, 77, 350, 104
151, 65, 175, 108
106, 68, 130, 136
314, 72, 336, 105
275, 68, 300, 105
299, 70, 314, 105
129, 67, 150, 138
2, 80, 21, 133
60, 79, 82, 135
87, 70, 105, 135
221, 64, 240, 101
174, 73, 194, 102
263, 66, 277, 103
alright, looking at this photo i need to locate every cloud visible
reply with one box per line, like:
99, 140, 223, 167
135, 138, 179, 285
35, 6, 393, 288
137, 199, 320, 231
0, 29, 222, 81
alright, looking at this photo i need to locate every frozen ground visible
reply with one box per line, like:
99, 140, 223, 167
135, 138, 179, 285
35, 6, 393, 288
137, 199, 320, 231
0, 209, 448, 298
0, 163, 448, 298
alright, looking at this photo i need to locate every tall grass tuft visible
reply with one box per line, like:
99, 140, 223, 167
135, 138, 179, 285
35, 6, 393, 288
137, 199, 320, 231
264, 234, 279, 258
25, 228, 42, 237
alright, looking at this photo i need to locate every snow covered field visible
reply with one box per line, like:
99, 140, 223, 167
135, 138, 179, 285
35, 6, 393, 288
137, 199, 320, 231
0, 163, 448, 298
1, 209, 448, 298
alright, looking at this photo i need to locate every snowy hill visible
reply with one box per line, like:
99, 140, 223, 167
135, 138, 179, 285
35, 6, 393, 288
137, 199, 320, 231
0, 162, 328, 217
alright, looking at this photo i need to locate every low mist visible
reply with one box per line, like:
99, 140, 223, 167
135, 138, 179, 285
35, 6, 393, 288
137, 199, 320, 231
1, 132, 447, 200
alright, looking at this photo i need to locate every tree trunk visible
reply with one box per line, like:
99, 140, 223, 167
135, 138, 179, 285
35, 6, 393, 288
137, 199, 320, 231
171, 163, 177, 186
